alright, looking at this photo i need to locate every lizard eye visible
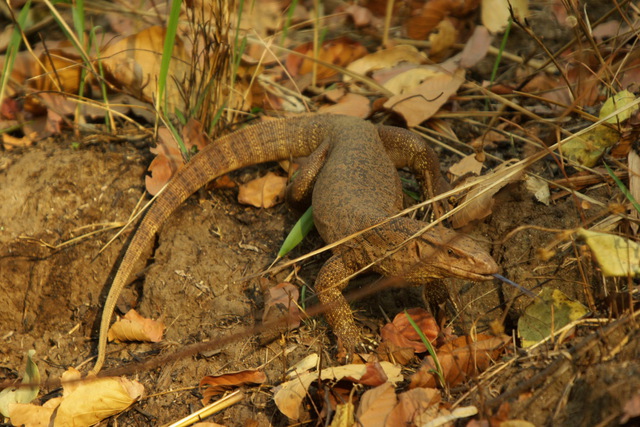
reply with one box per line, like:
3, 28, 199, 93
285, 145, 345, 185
447, 248, 455, 256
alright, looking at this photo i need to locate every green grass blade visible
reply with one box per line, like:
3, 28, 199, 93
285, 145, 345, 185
0, 0, 32, 104
278, 206, 315, 258
157, 0, 183, 114
604, 162, 640, 213
405, 309, 446, 388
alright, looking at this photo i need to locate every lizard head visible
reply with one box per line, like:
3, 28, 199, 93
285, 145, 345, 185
388, 226, 499, 283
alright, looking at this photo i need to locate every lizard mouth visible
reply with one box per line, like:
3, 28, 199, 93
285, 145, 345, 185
444, 265, 498, 282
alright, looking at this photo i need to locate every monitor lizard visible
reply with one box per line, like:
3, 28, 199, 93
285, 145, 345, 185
90, 114, 499, 373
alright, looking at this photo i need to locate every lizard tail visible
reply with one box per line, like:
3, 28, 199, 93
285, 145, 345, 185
91, 115, 327, 374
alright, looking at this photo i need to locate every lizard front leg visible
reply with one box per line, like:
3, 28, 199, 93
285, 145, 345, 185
377, 125, 451, 218
315, 254, 361, 354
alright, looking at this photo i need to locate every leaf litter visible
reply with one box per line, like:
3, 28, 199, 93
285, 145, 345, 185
1, 0, 640, 426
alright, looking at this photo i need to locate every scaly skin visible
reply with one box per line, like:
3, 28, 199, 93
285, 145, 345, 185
90, 114, 498, 373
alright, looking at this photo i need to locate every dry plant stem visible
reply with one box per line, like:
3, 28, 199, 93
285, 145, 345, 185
485, 309, 640, 410
535, 0, 631, 73
571, 239, 596, 310
511, 17, 575, 101
382, 0, 394, 47
165, 390, 244, 427
312, 0, 320, 88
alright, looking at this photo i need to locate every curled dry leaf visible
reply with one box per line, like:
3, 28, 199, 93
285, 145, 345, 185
286, 37, 367, 80
429, 19, 458, 57
384, 68, 465, 127
450, 159, 524, 229
410, 334, 510, 388
380, 308, 439, 353
107, 309, 165, 343
237, 171, 287, 208
200, 370, 267, 404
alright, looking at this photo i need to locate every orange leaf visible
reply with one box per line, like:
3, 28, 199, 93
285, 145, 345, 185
409, 334, 510, 388
107, 309, 165, 343
286, 37, 367, 80
380, 308, 439, 353
199, 370, 267, 404
237, 171, 287, 208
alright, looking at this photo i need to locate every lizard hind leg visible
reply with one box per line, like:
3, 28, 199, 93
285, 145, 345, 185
314, 253, 364, 356
285, 139, 330, 211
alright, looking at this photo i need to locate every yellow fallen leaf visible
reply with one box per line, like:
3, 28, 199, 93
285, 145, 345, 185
562, 90, 638, 167
577, 228, 640, 277
54, 374, 144, 426
108, 309, 166, 343
482, 0, 529, 33
600, 89, 638, 124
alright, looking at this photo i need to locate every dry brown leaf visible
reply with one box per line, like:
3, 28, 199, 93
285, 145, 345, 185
345, 45, 427, 81
318, 93, 371, 118
481, 0, 529, 33
429, 19, 457, 57
451, 159, 524, 228
410, 334, 510, 388
384, 68, 465, 127
101, 26, 191, 113
406, 0, 479, 39
380, 308, 439, 353
107, 309, 165, 343
351, 361, 395, 387
262, 282, 301, 329
286, 37, 367, 80
356, 382, 397, 426
448, 154, 484, 178
146, 120, 210, 195
199, 370, 267, 404
237, 171, 287, 208
385, 387, 441, 426
2, 133, 33, 151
